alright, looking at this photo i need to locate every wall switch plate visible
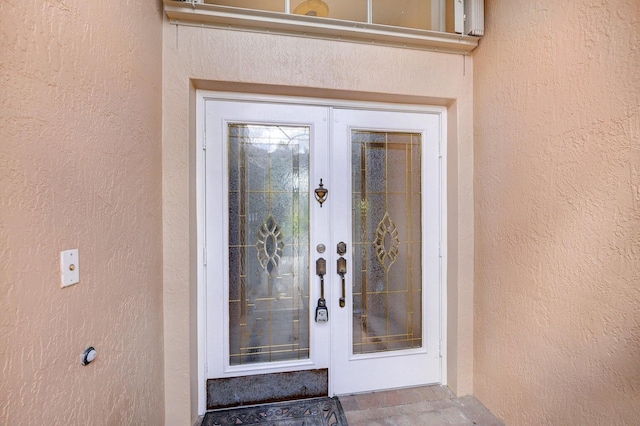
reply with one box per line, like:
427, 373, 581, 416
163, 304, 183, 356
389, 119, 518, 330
61, 249, 79, 287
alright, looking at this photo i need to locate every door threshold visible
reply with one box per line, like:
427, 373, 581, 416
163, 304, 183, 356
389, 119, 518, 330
206, 369, 328, 410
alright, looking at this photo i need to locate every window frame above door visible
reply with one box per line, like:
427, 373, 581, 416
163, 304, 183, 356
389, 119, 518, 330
164, 0, 479, 54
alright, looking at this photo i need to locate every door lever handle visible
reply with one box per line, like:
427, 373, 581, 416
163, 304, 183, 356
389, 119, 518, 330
315, 258, 328, 322
337, 257, 347, 308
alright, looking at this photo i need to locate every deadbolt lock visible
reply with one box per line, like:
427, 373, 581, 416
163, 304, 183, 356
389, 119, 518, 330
337, 241, 347, 256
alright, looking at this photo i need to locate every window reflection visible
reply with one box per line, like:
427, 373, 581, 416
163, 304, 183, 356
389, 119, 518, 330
203, 0, 285, 13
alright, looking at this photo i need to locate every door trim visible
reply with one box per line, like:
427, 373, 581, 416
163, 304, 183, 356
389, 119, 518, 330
196, 91, 447, 415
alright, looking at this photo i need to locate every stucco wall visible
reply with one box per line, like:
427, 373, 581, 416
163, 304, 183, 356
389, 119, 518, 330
1, 1, 164, 424
474, 0, 640, 424
162, 21, 475, 424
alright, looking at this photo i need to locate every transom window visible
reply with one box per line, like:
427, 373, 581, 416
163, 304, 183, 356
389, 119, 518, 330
164, 0, 484, 54
205, 0, 456, 33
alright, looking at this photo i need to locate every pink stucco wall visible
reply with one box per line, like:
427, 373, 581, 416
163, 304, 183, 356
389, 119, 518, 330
474, 0, 640, 424
1, 1, 164, 424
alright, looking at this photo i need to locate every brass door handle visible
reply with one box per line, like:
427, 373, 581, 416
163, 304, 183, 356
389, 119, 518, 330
337, 257, 346, 308
315, 258, 328, 322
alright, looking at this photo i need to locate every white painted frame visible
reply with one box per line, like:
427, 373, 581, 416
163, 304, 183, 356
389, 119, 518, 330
196, 91, 447, 415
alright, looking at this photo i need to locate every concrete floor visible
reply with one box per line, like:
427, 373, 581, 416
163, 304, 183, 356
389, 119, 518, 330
340, 385, 503, 426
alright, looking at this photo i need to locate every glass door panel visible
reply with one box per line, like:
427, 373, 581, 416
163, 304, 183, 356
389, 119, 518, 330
351, 131, 422, 355
228, 124, 311, 365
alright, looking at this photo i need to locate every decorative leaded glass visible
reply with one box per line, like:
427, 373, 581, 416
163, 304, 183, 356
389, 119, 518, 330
228, 124, 310, 365
351, 130, 423, 354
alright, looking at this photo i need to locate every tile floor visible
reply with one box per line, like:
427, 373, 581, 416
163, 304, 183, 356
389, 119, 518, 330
339, 385, 503, 426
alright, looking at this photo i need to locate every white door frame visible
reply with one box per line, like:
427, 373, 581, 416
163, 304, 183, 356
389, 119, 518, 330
195, 91, 447, 415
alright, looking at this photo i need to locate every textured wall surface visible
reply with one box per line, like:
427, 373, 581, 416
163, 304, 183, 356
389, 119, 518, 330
474, 0, 640, 424
162, 23, 475, 424
1, 1, 164, 424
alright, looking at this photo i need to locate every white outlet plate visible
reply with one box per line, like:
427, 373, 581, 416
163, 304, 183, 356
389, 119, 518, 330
61, 249, 79, 287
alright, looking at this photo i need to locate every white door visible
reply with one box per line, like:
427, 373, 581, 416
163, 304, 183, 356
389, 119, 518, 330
203, 98, 443, 397
329, 108, 441, 394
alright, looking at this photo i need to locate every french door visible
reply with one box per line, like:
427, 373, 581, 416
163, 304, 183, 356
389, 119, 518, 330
203, 97, 443, 398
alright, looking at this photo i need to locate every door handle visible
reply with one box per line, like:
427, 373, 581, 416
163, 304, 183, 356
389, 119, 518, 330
337, 257, 347, 308
315, 258, 328, 322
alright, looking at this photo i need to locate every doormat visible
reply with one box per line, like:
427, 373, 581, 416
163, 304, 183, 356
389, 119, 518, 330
201, 396, 349, 426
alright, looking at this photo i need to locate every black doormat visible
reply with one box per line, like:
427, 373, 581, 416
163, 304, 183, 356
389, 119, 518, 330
202, 396, 349, 426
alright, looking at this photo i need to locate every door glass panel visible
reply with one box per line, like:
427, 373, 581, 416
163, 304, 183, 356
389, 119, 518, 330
228, 123, 310, 365
351, 130, 422, 355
